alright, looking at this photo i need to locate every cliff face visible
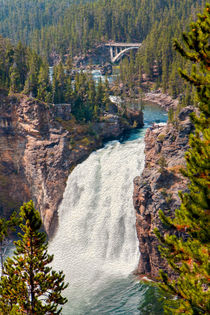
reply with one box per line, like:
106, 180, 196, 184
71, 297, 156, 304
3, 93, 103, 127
0, 92, 143, 237
0, 93, 72, 237
133, 107, 194, 278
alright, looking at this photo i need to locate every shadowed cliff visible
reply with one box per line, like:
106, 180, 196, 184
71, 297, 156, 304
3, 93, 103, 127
133, 107, 194, 278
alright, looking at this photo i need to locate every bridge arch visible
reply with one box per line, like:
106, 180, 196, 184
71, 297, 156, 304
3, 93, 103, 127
105, 42, 142, 63
112, 46, 140, 63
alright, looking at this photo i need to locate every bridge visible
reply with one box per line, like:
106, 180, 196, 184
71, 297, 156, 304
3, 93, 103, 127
105, 42, 142, 63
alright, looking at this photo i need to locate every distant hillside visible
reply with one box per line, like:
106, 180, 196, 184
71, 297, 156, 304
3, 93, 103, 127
0, 0, 205, 59
0, 0, 205, 101
113, 0, 205, 104
0, 0, 93, 48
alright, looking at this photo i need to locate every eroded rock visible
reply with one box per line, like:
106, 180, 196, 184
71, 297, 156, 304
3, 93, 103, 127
133, 107, 194, 278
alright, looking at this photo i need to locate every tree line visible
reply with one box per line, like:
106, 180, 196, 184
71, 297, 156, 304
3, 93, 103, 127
0, 0, 204, 59
0, 0, 92, 49
0, 1, 209, 313
0, 0, 205, 103
118, 0, 205, 106
0, 36, 112, 123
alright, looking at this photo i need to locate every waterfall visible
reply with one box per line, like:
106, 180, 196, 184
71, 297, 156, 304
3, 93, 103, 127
49, 133, 146, 314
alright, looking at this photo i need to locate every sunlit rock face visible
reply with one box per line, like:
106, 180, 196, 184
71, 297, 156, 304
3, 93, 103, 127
0, 93, 72, 236
133, 107, 194, 278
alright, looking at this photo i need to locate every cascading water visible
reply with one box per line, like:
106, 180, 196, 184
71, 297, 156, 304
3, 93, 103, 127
49, 129, 146, 314
49, 102, 167, 314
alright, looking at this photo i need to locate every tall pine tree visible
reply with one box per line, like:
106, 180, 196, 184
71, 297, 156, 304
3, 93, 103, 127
0, 201, 68, 314
52, 62, 66, 104
0, 212, 20, 276
154, 4, 210, 314
23, 53, 40, 97
37, 60, 52, 103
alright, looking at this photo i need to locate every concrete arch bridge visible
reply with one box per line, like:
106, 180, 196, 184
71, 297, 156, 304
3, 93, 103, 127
105, 42, 142, 63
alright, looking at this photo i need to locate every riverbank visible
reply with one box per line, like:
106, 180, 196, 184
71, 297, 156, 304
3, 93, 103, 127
142, 89, 178, 111
111, 76, 179, 112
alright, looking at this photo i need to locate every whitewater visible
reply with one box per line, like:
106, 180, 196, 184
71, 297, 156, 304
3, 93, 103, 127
48, 101, 167, 314
49, 129, 146, 314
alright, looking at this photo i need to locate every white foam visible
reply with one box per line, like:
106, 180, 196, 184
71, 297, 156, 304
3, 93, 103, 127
49, 136, 145, 312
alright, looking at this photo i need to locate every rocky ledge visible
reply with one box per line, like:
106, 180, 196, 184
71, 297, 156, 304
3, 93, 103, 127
133, 106, 194, 278
0, 91, 143, 238
142, 89, 179, 111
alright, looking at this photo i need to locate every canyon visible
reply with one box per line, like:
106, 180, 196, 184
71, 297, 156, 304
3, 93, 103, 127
0, 90, 143, 238
0, 87, 193, 278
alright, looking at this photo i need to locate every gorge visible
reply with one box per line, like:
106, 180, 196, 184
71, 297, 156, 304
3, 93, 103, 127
0, 78, 194, 313
0, 88, 143, 238
49, 103, 168, 314
0, 63, 193, 312
0, 1, 208, 313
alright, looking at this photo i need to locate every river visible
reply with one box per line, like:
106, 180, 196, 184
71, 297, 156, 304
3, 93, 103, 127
49, 90, 167, 314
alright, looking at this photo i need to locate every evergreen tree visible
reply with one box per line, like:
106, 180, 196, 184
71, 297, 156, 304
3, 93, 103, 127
103, 76, 111, 111
24, 53, 40, 97
65, 75, 74, 104
65, 55, 73, 76
9, 62, 21, 94
87, 76, 96, 106
0, 36, 14, 89
37, 60, 52, 103
154, 4, 210, 314
52, 62, 66, 103
0, 212, 20, 276
0, 201, 68, 314
13, 41, 28, 90
96, 77, 104, 109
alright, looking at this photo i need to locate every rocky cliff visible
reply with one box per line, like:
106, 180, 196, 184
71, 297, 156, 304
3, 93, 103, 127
133, 107, 194, 278
0, 91, 143, 238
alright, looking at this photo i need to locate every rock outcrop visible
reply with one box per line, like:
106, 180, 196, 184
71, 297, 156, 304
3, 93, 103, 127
142, 89, 179, 111
0, 91, 143, 238
133, 107, 194, 278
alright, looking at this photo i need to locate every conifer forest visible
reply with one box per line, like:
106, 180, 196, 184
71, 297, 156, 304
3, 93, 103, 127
0, 0, 209, 314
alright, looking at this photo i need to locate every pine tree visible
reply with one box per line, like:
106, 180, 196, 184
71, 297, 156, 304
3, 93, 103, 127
0, 201, 68, 314
52, 62, 66, 104
9, 62, 21, 94
13, 41, 28, 90
24, 53, 40, 97
103, 76, 111, 112
65, 55, 73, 76
96, 77, 104, 110
87, 76, 96, 105
0, 212, 20, 276
154, 4, 210, 314
65, 75, 74, 104
37, 60, 52, 103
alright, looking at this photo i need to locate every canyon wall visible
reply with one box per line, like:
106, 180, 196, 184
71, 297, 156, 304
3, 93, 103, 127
0, 93, 72, 237
0, 91, 143, 238
133, 107, 194, 278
